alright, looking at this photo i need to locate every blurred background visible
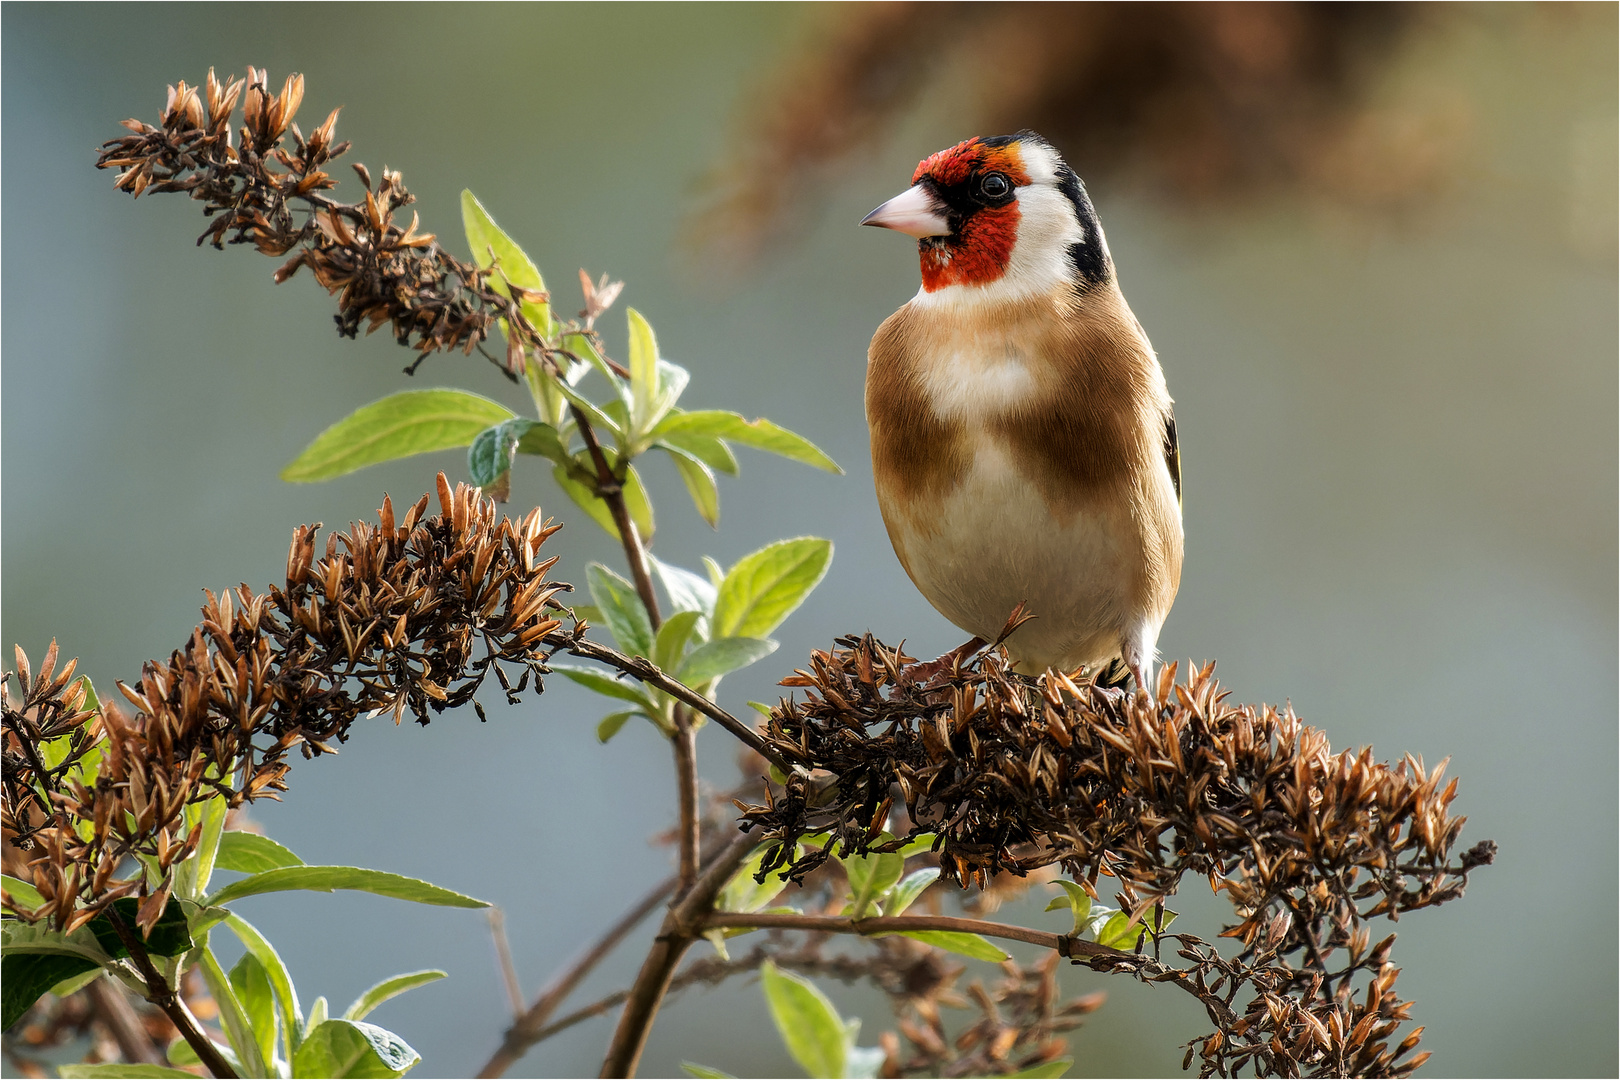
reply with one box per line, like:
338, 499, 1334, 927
3, 3, 1614, 1077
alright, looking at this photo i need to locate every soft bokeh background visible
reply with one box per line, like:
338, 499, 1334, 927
3, 3, 1614, 1077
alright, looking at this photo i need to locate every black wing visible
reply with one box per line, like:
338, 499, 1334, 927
1164, 411, 1181, 506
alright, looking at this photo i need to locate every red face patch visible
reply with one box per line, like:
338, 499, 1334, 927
911, 137, 1031, 292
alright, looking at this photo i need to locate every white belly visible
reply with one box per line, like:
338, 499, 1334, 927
883, 439, 1139, 672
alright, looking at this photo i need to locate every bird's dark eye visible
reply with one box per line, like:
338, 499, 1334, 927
979, 172, 1011, 199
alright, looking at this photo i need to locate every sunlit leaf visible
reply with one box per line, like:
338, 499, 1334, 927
216, 831, 305, 875
712, 538, 833, 639
596, 710, 641, 743
343, 970, 446, 1022
895, 930, 1009, 961
204, 867, 487, 910
664, 444, 720, 527
650, 557, 717, 621
652, 610, 704, 673
586, 563, 655, 658
461, 190, 551, 335
677, 637, 777, 686
222, 915, 302, 1061
281, 390, 514, 482
654, 411, 841, 473
292, 1019, 420, 1079
884, 868, 939, 917
759, 960, 845, 1080
841, 849, 904, 919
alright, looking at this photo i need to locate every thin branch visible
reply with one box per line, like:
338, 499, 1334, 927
599, 832, 756, 1078
86, 977, 165, 1066
103, 906, 238, 1079
477, 874, 678, 1079
671, 712, 701, 894
569, 403, 661, 629
487, 908, 526, 1019
544, 632, 784, 768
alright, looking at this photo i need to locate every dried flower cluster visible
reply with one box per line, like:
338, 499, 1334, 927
2, 477, 567, 935
94, 69, 537, 368
739, 636, 1495, 1077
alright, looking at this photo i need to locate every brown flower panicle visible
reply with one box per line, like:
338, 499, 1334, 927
2, 477, 567, 936
95, 69, 540, 371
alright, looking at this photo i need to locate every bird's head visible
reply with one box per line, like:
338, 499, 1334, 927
861, 131, 1112, 303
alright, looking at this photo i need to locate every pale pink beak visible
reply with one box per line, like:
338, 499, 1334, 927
860, 184, 951, 238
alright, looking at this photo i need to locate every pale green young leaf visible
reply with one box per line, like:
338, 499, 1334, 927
747, 701, 774, 716
895, 930, 1009, 962
229, 951, 279, 1073
460, 190, 552, 335
626, 308, 659, 436
216, 831, 305, 876
841, 849, 905, 919
680, 1063, 736, 1079
561, 332, 615, 384
677, 637, 778, 686
281, 390, 514, 482
664, 444, 720, 527
656, 430, 738, 476
884, 868, 939, 917
702, 556, 725, 589
175, 795, 229, 902
650, 557, 717, 621
60, 1066, 199, 1078
48, 966, 105, 998
643, 359, 691, 443
760, 960, 846, 1080
2, 873, 44, 910
516, 421, 571, 466
653, 610, 704, 673
195, 946, 270, 1079
654, 411, 842, 473
896, 833, 938, 859
553, 379, 624, 442
222, 914, 302, 1060
551, 465, 621, 538
717, 845, 789, 915
586, 563, 655, 658
166, 1038, 244, 1074
712, 538, 833, 639
343, 970, 446, 1022
596, 711, 642, 743
306, 997, 329, 1032
549, 664, 658, 712
292, 1018, 420, 1079
204, 867, 487, 910
1094, 911, 1147, 952
1046, 881, 1093, 936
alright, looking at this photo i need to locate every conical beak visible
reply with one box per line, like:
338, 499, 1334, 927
860, 184, 951, 238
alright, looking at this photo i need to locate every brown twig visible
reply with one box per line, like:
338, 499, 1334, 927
599, 832, 756, 1078
86, 978, 165, 1066
478, 874, 678, 1079
102, 906, 237, 1079
487, 908, 526, 1019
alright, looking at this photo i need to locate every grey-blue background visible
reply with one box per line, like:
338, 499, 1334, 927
4, 4, 1614, 1077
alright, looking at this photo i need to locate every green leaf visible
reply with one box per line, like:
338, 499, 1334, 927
176, 794, 229, 902
895, 931, 1009, 962
195, 945, 270, 1080
2, 953, 101, 1030
649, 557, 717, 620
1046, 881, 1093, 937
712, 538, 833, 640
167, 1038, 244, 1074
587, 563, 655, 658
680, 1064, 736, 1079
230, 951, 279, 1072
204, 867, 487, 910
216, 831, 306, 875
343, 970, 446, 1023
652, 610, 704, 673
549, 664, 658, 712
656, 430, 738, 476
1094, 911, 1147, 952
48, 966, 105, 999
461, 190, 552, 335
626, 308, 660, 437
896, 833, 938, 859
718, 846, 790, 915
516, 422, 571, 466
59, 1066, 199, 1078
654, 411, 842, 474
222, 914, 302, 1061
468, 418, 554, 487
677, 637, 778, 686
551, 457, 654, 542
759, 960, 846, 1080
2, 874, 44, 911
841, 849, 904, 920
293, 1019, 420, 1079
664, 445, 720, 527
884, 868, 939, 917
1006, 1058, 1074, 1078
596, 711, 639, 743
87, 898, 193, 959
281, 390, 515, 483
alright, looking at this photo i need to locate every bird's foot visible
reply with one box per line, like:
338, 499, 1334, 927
906, 636, 988, 687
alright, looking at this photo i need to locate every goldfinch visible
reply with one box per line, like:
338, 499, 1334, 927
861, 131, 1182, 698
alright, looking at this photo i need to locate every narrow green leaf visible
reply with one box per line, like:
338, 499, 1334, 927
549, 663, 658, 712
293, 1018, 420, 1079
281, 390, 515, 482
552, 465, 620, 538
586, 563, 655, 658
2, 953, 101, 1030
1006, 1058, 1074, 1078
216, 832, 305, 875
204, 867, 487, 910
717, 846, 789, 915
652, 610, 704, 673
516, 422, 571, 466
649, 557, 717, 620
306, 997, 329, 1032
596, 711, 639, 743
895, 930, 1009, 962
656, 430, 738, 476
759, 960, 846, 1080
461, 190, 552, 335
59, 1066, 199, 1078
230, 951, 279, 1072
177, 794, 229, 902
680, 1064, 736, 1079
626, 308, 659, 436
551, 456, 654, 542
896, 833, 938, 859
2, 874, 44, 910
713, 538, 832, 639
654, 411, 842, 473
841, 849, 904, 920
222, 914, 302, 1061
196, 946, 269, 1079
664, 445, 721, 527
343, 970, 446, 1023
884, 868, 939, 917
677, 637, 778, 686
48, 966, 105, 999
